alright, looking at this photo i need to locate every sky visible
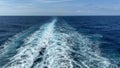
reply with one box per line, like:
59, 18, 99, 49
0, 0, 120, 15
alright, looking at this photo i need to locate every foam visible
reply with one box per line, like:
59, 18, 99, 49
2, 19, 56, 68
1, 18, 118, 68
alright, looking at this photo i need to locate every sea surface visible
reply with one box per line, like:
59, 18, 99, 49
0, 16, 120, 68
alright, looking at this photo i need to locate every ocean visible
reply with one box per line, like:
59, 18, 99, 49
0, 16, 120, 68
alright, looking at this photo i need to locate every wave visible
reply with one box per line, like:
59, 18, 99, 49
0, 18, 118, 68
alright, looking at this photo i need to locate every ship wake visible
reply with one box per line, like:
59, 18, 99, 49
0, 19, 118, 68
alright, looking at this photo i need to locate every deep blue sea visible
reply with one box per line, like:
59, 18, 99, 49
0, 16, 120, 68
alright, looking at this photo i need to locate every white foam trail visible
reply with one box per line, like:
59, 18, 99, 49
2, 19, 56, 68
0, 25, 40, 66
32, 22, 118, 68
1, 18, 118, 68
33, 31, 73, 68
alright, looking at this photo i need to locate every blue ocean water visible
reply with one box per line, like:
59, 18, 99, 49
0, 16, 120, 68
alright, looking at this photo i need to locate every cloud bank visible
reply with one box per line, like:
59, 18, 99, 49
0, 0, 120, 15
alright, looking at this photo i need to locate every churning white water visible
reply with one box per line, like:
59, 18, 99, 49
0, 19, 118, 68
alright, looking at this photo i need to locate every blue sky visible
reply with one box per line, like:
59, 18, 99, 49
0, 0, 120, 15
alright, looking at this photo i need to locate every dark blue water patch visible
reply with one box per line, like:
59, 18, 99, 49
117, 48, 120, 54
59, 16, 120, 45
